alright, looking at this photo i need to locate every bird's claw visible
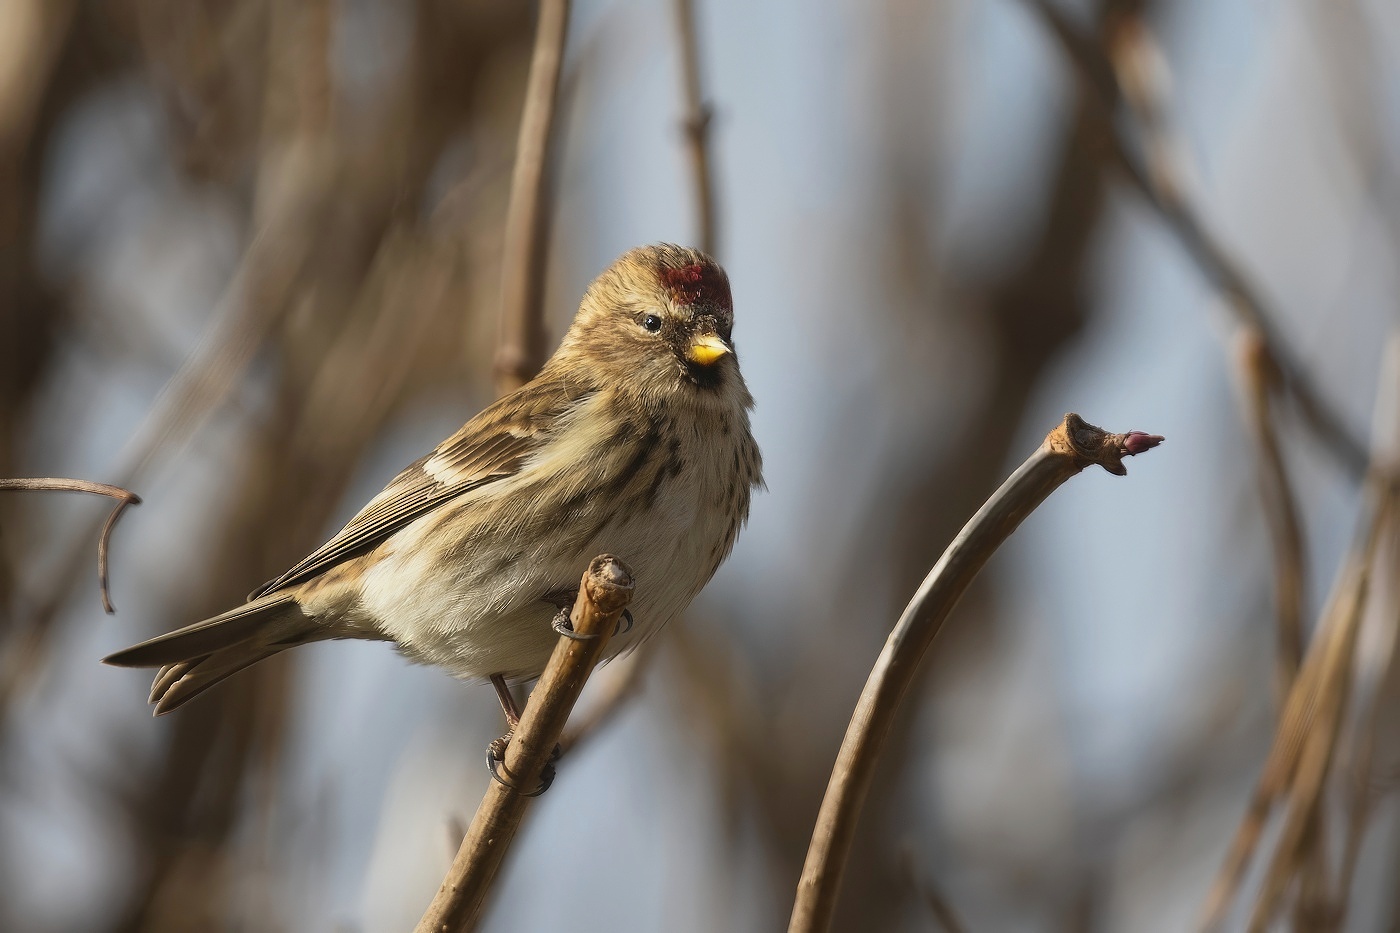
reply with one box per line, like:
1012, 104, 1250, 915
486, 733, 561, 797
551, 606, 595, 640
551, 606, 634, 640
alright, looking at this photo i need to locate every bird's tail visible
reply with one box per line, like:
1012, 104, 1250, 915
103, 594, 318, 715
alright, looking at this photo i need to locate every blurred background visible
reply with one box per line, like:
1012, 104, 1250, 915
2, 0, 1399, 930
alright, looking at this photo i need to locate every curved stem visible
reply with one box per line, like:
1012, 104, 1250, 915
787, 415, 1162, 933
0, 477, 141, 613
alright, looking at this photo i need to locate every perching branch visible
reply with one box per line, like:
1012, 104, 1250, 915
0, 477, 141, 613
786, 414, 1162, 933
672, 0, 717, 256
415, 554, 634, 933
494, 0, 571, 395
1022, 0, 1369, 476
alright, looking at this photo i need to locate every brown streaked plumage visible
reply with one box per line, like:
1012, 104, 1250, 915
104, 244, 762, 718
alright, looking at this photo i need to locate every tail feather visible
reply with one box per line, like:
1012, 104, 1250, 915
103, 595, 303, 668
150, 647, 281, 715
103, 594, 315, 714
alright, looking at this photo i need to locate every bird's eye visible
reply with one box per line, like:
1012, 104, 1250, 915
641, 314, 663, 333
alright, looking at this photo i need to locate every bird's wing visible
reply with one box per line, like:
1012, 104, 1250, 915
249, 380, 591, 599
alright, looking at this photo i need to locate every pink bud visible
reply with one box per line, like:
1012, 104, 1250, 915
1123, 432, 1164, 455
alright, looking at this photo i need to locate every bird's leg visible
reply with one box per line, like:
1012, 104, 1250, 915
482, 590, 633, 793
485, 673, 559, 796
488, 674, 521, 758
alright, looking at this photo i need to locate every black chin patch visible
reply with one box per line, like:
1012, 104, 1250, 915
683, 359, 725, 390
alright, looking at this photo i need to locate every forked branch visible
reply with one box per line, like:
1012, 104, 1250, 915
0, 477, 141, 613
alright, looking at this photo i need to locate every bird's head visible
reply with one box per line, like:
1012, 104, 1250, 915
556, 244, 740, 398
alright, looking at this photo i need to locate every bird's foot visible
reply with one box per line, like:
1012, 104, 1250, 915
551, 605, 634, 639
486, 733, 562, 796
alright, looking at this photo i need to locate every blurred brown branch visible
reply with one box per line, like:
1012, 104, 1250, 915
1236, 328, 1329, 928
1024, 0, 1371, 476
1337, 502, 1400, 923
1236, 331, 1307, 703
0, 477, 140, 613
673, 0, 717, 255
494, 0, 571, 395
1202, 338, 1400, 932
1201, 488, 1391, 932
787, 414, 1163, 933
416, 555, 634, 933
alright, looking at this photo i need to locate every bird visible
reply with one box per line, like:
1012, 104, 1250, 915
104, 243, 763, 750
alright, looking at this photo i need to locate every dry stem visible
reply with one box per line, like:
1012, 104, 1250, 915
494, 0, 571, 395
0, 477, 141, 613
414, 554, 634, 933
1199, 487, 1395, 931
1237, 331, 1307, 701
672, 0, 716, 255
786, 414, 1162, 933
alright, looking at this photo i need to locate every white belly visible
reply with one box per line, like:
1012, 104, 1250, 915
348, 444, 738, 680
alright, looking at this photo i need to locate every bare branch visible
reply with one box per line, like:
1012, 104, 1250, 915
1336, 510, 1400, 918
1199, 484, 1395, 931
786, 414, 1163, 933
0, 477, 141, 613
672, 0, 717, 255
1248, 494, 1391, 931
494, 0, 571, 395
415, 555, 634, 933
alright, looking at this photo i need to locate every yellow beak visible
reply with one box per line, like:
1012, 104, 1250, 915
686, 333, 731, 366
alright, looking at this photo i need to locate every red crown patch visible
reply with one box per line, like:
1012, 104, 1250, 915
660, 262, 731, 312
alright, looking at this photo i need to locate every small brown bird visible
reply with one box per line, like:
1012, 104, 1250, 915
105, 244, 762, 739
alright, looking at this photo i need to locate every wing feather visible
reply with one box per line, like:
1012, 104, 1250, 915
249, 380, 591, 599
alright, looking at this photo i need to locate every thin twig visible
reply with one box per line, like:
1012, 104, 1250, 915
415, 555, 634, 933
672, 0, 717, 256
0, 477, 141, 613
1237, 329, 1331, 927
1336, 335, 1400, 914
1023, 0, 1369, 475
494, 0, 571, 395
1236, 331, 1307, 702
1199, 484, 1396, 931
786, 414, 1163, 933
0, 165, 323, 714
1247, 493, 1392, 932
1336, 520, 1400, 916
